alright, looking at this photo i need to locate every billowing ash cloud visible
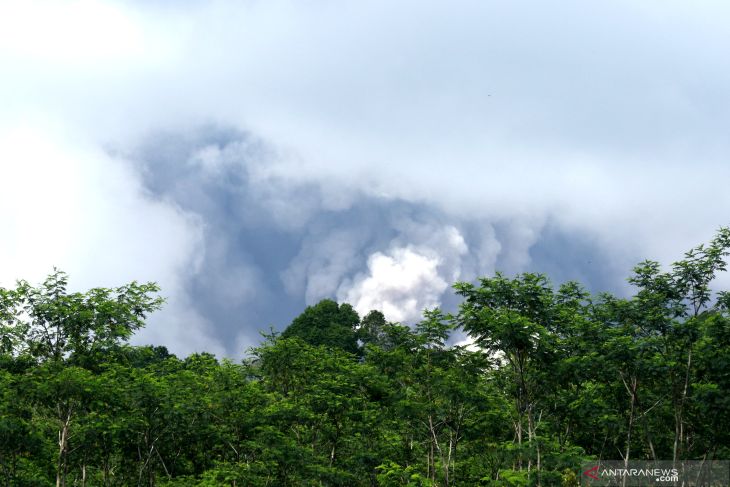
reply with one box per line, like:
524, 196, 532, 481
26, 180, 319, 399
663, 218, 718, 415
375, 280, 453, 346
2, 0, 729, 356
119, 126, 630, 355
337, 227, 466, 323
123, 128, 483, 350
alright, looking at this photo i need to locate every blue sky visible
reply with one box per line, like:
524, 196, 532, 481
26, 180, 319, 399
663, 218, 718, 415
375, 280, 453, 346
2, 0, 729, 356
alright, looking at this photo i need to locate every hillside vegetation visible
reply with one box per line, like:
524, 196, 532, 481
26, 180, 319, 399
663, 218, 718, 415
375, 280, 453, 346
1, 229, 729, 486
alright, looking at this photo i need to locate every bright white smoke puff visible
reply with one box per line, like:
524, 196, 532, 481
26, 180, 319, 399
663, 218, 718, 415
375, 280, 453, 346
337, 226, 468, 323
338, 247, 445, 323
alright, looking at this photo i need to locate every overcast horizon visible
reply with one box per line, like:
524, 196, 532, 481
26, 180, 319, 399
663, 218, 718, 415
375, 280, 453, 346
2, 0, 729, 357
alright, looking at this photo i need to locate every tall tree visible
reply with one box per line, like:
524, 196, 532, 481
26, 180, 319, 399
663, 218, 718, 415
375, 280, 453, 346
621, 228, 730, 463
454, 273, 561, 484
0, 270, 163, 487
5, 269, 163, 365
281, 299, 360, 355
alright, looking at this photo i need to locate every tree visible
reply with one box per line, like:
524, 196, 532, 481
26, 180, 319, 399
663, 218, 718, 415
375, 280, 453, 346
618, 228, 730, 463
281, 299, 360, 355
252, 335, 384, 485
3, 269, 163, 365
1, 230, 729, 486
358, 310, 388, 347
0, 270, 163, 487
454, 273, 562, 484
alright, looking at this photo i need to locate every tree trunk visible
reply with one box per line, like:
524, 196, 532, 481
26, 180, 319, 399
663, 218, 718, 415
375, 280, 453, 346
673, 348, 692, 464
620, 374, 637, 487
428, 414, 449, 486
527, 407, 542, 486
56, 407, 72, 487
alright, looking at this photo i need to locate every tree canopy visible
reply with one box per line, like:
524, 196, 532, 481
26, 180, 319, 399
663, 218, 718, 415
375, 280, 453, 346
281, 299, 360, 355
1, 229, 729, 486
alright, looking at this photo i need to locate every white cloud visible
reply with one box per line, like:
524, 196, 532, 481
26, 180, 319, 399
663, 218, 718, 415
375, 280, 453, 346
0, 1, 146, 64
337, 225, 468, 323
338, 247, 447, 323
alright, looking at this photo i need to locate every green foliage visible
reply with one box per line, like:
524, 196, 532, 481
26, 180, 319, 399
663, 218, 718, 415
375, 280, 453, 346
493, 469, 530, 486
281, 299, 360, 354
0, 228, 729, 486
359, 309, 389, 347
3, 269, 163, 364
376, 461, 434, 486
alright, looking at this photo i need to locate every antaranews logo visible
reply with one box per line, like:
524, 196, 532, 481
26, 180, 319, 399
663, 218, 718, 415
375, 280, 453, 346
582, 465, 599, 481
580, 460, 729, 486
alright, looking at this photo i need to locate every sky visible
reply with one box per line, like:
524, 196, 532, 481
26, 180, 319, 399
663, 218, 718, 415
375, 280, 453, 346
1, 0, 729, 357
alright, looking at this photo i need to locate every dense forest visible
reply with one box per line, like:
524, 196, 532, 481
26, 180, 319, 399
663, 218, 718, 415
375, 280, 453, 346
1, 229, 729, 486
